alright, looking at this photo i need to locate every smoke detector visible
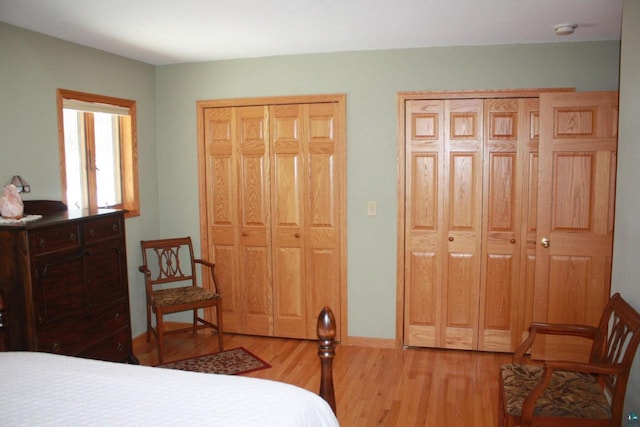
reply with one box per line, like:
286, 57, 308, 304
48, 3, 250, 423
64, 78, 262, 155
554, 23, 577, 36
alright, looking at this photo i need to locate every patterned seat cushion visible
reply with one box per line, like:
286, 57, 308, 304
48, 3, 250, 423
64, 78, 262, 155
501, 363, 611, 419
153, 286, 220, 308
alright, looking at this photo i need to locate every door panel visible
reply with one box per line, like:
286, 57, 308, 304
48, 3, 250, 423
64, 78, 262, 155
271, 104, 306, 338
478, 99, 524, 352
404, 100, 445, 347
517, 99, 539, 345
305, 103, 341, 340
534, 91, 618, 361
443, 99, 483, 350
204, 107, 242, 332
237, 106, 272, 335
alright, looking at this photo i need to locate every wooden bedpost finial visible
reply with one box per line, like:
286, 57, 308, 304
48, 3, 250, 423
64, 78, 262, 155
317, 306, 336, 414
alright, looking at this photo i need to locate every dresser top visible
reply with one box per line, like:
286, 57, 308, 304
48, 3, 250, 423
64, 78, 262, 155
0, 208, 125, 230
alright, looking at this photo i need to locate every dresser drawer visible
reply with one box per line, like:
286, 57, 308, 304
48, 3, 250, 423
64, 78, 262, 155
31, 225, 81, 255
36, 318, 92, 355
37, 304, 129, 356
87, 301, 130, 335
84, 216, 123, 243
78, 326, 132, 362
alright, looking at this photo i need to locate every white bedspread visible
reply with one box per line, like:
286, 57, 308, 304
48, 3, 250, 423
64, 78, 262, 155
0, 352, 340, 427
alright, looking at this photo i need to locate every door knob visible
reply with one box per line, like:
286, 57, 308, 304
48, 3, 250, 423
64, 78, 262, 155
540, 238, 550, 248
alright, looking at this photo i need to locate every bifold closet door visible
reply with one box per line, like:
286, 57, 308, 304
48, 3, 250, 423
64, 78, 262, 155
202, 101, 343, 341
270, 103, 342, 340
203, 105, 273, 336
477, 98, 527, 352
404, 99, 483, 350
405, 97, 535, 352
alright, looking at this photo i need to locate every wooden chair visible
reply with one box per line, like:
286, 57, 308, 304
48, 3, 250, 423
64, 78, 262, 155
138, 237, 223, 364
499, 293, 640, 427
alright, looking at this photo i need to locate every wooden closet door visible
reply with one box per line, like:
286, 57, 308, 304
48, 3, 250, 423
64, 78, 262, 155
404, 99, 445, 347
200, 95, 346, 341
404, 99, 483, 350
478, 99, 522, 351
534, 91, 618, 361
203, 106, 272, 335
442, 99, 483, 350
270, 104, 307, 338
270, 103, 342, 340
236, 106, 273, 335
304, 102, 342, 340
517, 99, 540, 345
203, 106, 242, 332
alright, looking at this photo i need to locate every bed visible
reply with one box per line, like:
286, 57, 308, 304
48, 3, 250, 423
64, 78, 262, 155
0, 308, 339, 426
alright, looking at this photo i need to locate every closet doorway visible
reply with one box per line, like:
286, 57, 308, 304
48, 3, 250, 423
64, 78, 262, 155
197, 94, 347, 343
397, 89, 618, 359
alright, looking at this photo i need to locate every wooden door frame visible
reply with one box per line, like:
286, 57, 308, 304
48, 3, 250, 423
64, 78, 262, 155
396, 88, 573, 349
196, 93, 348, 344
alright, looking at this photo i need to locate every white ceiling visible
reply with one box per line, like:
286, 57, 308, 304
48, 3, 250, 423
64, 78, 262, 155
0, 0, 623, 66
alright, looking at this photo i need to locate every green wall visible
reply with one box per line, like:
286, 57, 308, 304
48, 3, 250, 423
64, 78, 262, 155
155, 42, 620, 340
613, 0, 640, 418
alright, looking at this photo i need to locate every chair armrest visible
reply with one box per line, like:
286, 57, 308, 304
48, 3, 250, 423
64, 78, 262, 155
138, 265, 150, 275
514, 322, 598, 362
194, 259, 220, 294
194, 258, 215, 269
544, 360, 624, 377
529, 322, 598, 337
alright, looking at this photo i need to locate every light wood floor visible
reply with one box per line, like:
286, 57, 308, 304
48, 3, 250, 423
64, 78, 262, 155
133, 328, 511, 427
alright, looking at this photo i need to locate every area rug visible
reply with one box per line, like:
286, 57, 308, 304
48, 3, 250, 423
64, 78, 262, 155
158, 347, 271, 375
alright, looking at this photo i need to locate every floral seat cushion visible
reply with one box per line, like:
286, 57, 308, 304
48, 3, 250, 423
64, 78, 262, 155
153, 286, 220, 308
500, 363, 611, 419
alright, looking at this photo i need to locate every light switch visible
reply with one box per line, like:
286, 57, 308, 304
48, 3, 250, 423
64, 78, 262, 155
367, 201, 377, 216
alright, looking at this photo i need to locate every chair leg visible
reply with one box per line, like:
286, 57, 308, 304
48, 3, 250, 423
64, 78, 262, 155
217, 303, 223, 351
146, 304, 152, 343
156, 312, 165, 364
192, 309, 198, 336
498, 391, 505, 427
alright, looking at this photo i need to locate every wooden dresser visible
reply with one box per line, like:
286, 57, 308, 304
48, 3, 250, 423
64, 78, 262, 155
0, 201, 136, 363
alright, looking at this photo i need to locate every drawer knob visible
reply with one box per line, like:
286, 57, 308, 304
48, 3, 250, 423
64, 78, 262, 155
89, 228, 95, 237
112, 223, 119, 232
69, 232, 76, 241
115, 312, 121, 321
51, 343, 61, 353
116, 342, 124, 352
448, 236, 454, 242
39, 238, 46, 248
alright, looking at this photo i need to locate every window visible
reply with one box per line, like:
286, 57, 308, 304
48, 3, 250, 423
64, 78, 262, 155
57, 89, 139, 217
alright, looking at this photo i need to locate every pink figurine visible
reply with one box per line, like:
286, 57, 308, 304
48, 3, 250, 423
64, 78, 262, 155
0, 184, 24, 219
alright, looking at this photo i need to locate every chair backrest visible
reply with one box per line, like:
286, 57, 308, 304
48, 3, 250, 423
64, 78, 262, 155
590, 293, 640, 415
140, 237, 198, 289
